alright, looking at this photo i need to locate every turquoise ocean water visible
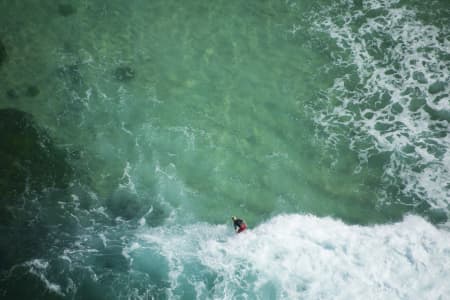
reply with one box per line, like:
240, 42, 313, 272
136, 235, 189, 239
0, 0, 449, 299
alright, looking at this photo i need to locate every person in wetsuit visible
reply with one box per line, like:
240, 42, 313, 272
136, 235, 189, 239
232, 216, 247, 233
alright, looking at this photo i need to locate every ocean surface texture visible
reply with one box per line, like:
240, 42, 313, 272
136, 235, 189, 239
0, 0, 449, 299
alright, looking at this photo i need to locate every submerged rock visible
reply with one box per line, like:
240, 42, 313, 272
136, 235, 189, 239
114, 65, 135, 82
58, 4, 76, 17
106, 188, 167, 224
0, 40, 6, 66
6, 89, 19, 99
0, 108, 73, 224
107, 188, 142, 220
25, 85, 40, 97
0, 264, 64, 300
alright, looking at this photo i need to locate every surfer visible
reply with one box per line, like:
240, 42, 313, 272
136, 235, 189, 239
232, 216, 247, 233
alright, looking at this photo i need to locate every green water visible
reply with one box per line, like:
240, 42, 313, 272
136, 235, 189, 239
1, 0, 449, 299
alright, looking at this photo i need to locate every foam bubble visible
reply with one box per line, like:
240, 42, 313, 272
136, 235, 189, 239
134, 214, 450, 299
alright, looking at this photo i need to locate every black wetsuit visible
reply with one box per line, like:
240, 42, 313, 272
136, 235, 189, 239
233, 219, 244, 231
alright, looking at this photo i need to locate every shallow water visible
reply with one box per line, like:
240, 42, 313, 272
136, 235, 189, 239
0, 0, 449, 299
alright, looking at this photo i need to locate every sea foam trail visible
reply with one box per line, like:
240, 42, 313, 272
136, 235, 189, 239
311, 0, 450, 209
135, 214, 450, 300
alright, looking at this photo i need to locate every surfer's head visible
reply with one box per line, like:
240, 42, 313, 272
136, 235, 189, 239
231, 216, 237, 221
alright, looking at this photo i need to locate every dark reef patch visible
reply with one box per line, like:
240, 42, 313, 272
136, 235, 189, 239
106, 188, 142, 220
6, 89, 19, 99
114, 65, 136, 82
105, 186, 167, 225
58, 4, 77, 17
0, 108, 73, 224
25, 85, 40, 97
0, 264, 64, 300
57, 64, 83, 87
0, 40, 6, 66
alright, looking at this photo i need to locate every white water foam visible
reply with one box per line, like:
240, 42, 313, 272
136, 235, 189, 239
119, 161, 137, 193
24, 259, 65, 296
311, 0, 450, 209
134, 214, 450, 300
